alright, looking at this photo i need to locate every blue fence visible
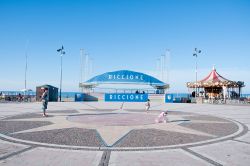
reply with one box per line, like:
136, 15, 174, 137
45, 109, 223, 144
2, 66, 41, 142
165, 94, 174, 103
75, 93, 84, 102
105, 93, 148, 102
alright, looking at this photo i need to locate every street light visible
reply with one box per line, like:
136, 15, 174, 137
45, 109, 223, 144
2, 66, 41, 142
193, 48, 201, 98
57, 45, 65, 102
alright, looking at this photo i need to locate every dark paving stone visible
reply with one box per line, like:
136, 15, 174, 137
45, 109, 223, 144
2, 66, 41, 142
4, 113, 53, 120
180, 123, 239, 137
1, 111, 239, 148
11, 128, 103, 147
115, 129, 211, 147
48, 110, 79, 114
184, 115, 229, 122
0, 121, 53, 134
4, 110, 79, 120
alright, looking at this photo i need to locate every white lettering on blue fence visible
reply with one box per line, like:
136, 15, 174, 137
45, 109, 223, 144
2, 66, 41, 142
105, 93, 148, 102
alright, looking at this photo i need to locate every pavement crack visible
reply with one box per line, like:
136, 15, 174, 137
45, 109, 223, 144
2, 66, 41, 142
233, 139, 250, 145
99, 150, 111, 166
182, 148, 223, 166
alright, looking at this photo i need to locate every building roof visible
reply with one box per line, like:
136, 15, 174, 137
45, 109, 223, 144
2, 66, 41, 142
36, 84, 58, 89
80, 70, 169, 89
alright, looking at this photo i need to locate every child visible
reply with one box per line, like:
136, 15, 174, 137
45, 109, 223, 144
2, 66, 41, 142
155, 111, 168, 123
145, 99, 150, 112
120, 102, 124, 110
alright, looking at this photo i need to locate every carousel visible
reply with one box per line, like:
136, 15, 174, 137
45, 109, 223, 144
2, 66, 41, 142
187, 66, 244, 100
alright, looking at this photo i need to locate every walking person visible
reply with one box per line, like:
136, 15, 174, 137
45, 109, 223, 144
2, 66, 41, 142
41, 88, 49, 117
120, 102, 124, 110
145, 99, 150, 112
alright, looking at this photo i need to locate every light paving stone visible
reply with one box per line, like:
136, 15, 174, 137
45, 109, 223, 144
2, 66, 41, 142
0, 147, 102, 166
0, 140, 29, 158
190, 140, 250, 166
245, 124, 250, 129
235, 131, 250, 143
109, 149, 212, 166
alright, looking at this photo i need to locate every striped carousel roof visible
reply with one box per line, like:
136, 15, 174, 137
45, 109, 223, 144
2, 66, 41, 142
200, 66, 231, 83
187, 66, 241, 88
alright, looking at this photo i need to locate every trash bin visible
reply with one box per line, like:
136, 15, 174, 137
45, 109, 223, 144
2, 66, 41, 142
75, 93, 84, 102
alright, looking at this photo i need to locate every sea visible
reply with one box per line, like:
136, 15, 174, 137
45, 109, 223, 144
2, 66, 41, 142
0, 91, 77, 98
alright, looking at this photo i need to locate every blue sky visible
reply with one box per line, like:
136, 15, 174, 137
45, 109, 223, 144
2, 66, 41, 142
0, 0, 250, 92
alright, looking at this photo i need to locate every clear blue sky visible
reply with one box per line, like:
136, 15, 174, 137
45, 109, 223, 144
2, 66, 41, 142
0, 0, 250, 92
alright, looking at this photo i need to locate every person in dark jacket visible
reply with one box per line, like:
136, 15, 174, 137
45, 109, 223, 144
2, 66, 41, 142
41, 88, 49, 117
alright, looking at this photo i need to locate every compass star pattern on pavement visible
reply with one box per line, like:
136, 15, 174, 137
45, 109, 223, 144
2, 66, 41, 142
0, 109, 235, 148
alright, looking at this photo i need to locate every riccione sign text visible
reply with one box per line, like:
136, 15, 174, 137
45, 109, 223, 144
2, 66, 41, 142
105, 93, 148, 102
108, 74, 144, 81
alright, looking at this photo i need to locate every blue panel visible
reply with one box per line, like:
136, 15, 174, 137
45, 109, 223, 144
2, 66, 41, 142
105, 93, 148, 102
173, 97, 181, 103
165, 94, 174, 103
75, 93, 84, 102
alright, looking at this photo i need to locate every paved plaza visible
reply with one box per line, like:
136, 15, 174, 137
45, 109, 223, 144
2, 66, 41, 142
0, 102, 250, 166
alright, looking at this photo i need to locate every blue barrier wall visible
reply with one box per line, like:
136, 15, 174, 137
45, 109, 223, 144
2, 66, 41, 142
165, 94, 174, 103
105, 93, 148, 102
75, 93, 84, 102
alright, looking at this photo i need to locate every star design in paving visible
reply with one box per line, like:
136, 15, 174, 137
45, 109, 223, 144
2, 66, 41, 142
3, 109, 230, 147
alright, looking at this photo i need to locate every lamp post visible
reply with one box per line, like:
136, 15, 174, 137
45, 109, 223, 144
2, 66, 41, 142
57, 46, 65, 102
193, 48, 201, 98
24, 50, 27, 95
24, 40, 29, 96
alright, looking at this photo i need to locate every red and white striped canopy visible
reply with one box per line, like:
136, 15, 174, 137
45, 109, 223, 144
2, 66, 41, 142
200, 66, 231, 83
187, 67, 239, 88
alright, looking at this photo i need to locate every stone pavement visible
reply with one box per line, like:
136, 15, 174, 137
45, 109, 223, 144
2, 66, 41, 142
0, 102, 249, 166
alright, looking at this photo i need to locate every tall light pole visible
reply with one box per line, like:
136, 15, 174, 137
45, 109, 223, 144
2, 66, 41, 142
80, 49, 84, 83
193, 48, 201, 97
24, 40, 29, 96
57, 45, 65, 102
24, 50, 28, 90
165, 49, 170, 84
